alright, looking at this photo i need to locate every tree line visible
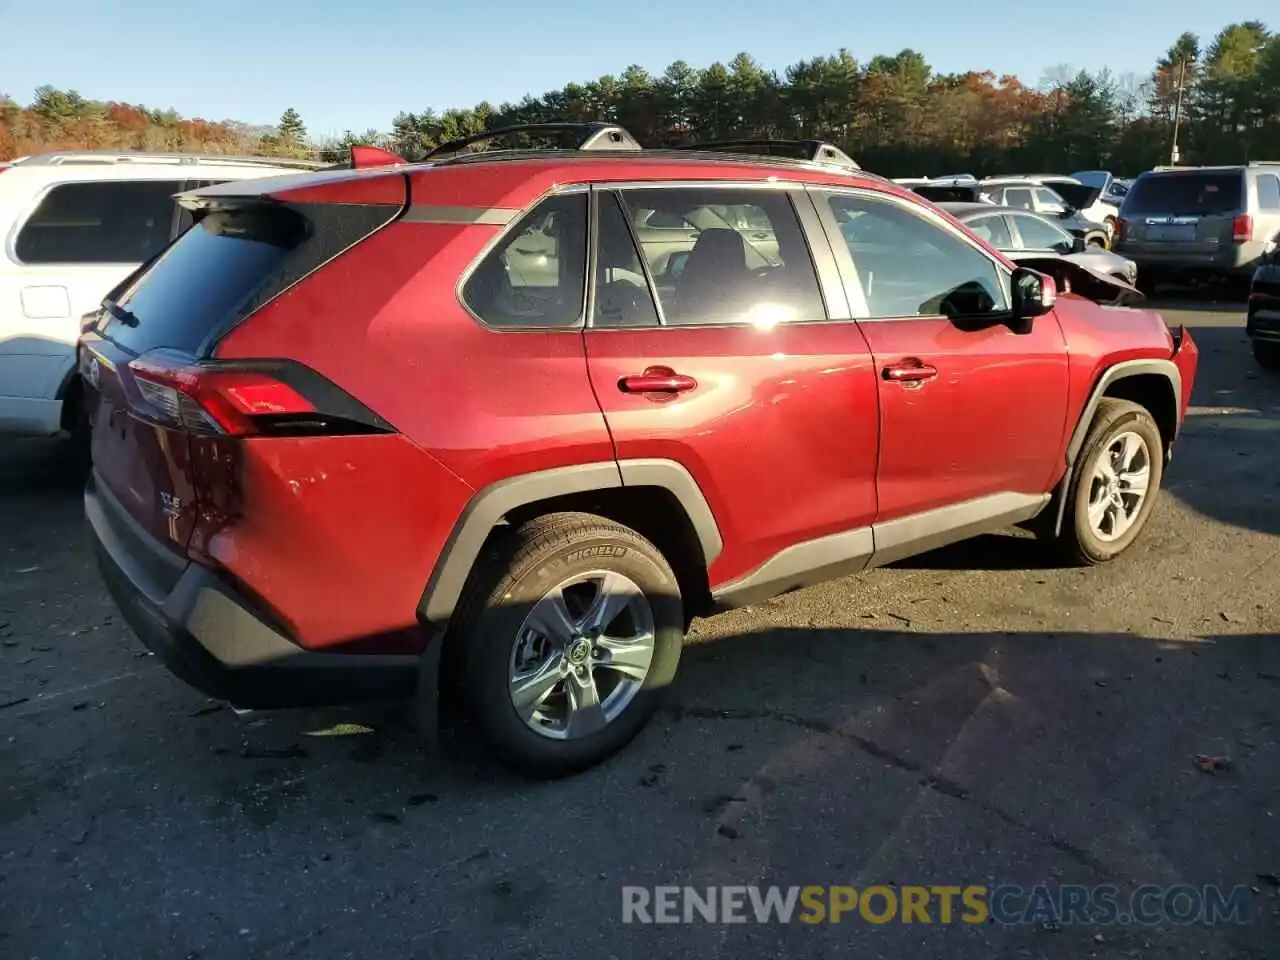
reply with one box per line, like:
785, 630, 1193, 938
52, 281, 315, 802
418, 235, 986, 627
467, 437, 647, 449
2, 20, 1275, 178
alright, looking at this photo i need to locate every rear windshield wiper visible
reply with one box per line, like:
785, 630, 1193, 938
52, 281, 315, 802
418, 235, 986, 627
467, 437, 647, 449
103, 299, 140, 328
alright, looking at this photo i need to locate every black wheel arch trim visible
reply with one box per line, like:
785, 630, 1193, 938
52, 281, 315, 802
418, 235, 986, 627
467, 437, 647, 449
417, 458, 723, 630
1051, 358, 1181, 536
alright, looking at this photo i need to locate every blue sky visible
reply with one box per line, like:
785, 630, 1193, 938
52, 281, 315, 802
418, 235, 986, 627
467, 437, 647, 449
0, 0, 1267, 139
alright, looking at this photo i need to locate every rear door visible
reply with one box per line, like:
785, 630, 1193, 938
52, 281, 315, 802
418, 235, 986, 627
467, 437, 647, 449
81, 201, 311, 556
1119, 170, 1245, 255
583, 183, 881, 586
3, 179, 185, 413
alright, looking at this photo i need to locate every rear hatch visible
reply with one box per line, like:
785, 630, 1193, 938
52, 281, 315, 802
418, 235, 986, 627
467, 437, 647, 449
1044, 181, 1103, 213
81, 204, 313, 559
1118, 170, 1245, 255
79, 185, 402, 563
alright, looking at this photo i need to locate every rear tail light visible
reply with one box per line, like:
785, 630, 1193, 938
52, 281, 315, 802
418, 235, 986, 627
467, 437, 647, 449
1114, 218, 1127, 243
1232, 214, 1253, 243
126, 351, 392, 437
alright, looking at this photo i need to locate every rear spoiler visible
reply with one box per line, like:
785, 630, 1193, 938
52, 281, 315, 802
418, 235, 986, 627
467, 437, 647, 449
326, 145, 407, 170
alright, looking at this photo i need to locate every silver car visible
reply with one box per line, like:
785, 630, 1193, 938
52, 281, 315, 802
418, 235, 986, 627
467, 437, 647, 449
938, 202, 1137, 284
1113, 162, 1280, 290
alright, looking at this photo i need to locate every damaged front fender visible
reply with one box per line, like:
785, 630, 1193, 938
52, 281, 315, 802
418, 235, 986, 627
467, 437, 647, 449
1013, 255, 1143, 307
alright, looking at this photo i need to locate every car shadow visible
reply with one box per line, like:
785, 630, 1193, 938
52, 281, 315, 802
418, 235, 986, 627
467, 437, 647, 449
5, 619, 1276, 959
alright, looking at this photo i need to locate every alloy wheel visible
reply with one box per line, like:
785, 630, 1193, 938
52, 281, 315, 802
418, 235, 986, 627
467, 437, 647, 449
507, 571, 656, 740
1086, 430, 1151, 542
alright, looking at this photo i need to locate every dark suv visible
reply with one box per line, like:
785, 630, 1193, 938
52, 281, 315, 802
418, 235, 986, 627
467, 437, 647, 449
1247, 245, 1280, 369
79, 124, 1199, 778
1114, 162, 1280, 290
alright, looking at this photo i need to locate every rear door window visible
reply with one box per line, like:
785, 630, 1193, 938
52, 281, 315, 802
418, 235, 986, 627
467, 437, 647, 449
1124, 172, 1244, 215
965, 214, 1013, 248
1010, 213, 1073, 252
617, 186, 826, 326
103, 204, 309, 354
15, 180, 184, 265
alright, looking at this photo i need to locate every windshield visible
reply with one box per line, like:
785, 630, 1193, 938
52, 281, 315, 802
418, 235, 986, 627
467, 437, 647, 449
1123, 172, 1244, 216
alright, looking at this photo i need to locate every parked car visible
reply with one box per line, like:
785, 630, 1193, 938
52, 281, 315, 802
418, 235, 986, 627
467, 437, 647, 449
981, 176, 1120, 239
1246, 241, 1280, 369
1113, 163, 1280, 292
908, 182, 1110, 248
79, 123, 1199, 778
0, 150, 327, 467
937, 202, 1138, 286
1072, 170, 1131, 208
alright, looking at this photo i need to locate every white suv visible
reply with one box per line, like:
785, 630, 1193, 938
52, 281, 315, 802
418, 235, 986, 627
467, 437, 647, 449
980, 175, 1121, 238
0, 151, 324, 453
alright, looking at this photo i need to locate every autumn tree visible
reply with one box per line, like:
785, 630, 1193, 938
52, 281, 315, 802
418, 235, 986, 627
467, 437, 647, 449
3, 20, 1277, 174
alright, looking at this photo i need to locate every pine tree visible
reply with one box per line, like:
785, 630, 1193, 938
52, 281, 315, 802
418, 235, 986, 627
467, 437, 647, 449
278, 107, 307, 144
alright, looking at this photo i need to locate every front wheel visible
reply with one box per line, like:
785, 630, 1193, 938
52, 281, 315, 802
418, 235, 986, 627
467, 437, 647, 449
449, 512, 684, 779
1252, 339, 1280, 371
1054, 398, 1164, 565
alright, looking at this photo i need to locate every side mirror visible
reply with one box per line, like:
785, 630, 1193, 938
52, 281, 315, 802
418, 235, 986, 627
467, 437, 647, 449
1009, 267, 1056, 334
1071, 235, 1087, 254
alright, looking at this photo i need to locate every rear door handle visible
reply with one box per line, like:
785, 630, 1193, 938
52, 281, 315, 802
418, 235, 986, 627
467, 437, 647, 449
618, 366, 697, 395
882, 361, 938, 383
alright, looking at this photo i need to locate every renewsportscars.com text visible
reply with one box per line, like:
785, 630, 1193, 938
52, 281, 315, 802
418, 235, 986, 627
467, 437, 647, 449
621, 884, 1253, 926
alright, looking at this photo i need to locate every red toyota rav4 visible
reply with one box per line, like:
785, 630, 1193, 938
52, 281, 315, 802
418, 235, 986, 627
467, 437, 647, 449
79, 124, 1198, 778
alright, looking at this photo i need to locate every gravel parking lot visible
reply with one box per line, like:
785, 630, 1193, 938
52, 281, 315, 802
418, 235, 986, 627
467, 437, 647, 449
2, 301, 1277, 960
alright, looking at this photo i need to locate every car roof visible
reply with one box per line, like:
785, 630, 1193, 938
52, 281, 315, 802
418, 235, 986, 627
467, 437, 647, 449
1138, 165, 1250, 176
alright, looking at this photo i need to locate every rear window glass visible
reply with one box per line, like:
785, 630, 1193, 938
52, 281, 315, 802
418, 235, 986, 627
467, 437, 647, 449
104, 206, 309, 354
16, 180, 182, 264
1124, 172, 1244, 215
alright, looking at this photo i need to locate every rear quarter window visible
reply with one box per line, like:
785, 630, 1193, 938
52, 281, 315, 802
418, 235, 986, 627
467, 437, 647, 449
15, 180, 182, 264
1124, 172, 1244, 215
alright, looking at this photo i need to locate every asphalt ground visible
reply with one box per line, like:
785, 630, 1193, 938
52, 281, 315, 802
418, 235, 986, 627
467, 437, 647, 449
1, 297, 1277, 959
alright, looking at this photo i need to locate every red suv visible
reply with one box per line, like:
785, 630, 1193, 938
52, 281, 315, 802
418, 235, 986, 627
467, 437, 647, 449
79, 124, 1199, 778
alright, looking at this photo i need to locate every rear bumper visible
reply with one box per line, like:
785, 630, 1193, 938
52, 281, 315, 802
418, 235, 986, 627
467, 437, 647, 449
86, 473, 420, 709
1118, 244, 1264, 277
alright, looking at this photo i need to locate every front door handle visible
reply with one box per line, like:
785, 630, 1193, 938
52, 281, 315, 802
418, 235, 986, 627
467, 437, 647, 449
882, 360, 938, 383
618, 366, 697, 395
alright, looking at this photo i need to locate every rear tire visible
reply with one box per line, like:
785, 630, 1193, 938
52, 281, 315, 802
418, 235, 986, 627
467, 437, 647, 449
1054, 398, 1164, 566
1252, 339, 1280, 371
447, 512, 684, 779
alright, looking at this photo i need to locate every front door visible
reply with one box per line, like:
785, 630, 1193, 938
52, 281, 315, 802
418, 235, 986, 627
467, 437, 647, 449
583, 183, 881, 588
813, 187, 1070, 531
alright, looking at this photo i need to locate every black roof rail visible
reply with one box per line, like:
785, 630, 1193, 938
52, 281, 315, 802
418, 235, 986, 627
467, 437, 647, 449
424, 122, 643, 159
673, 139, 861, 171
